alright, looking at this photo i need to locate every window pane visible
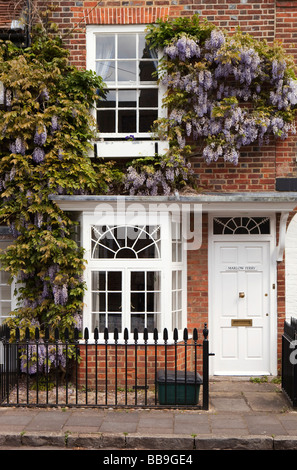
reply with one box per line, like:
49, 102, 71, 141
118, 34, 136, 58
118, 110, 136, 133
97, 90, 116, 108
115, 248, 137, 258
147, 292, 160, 312
131, 292, 145, 312
147, 271, 160, 291
97, 110, 115, 133
118, 61, 136, 81
108, 314, 122, 331
108, 272, 122, 291
99, 314, 106, 332
108, 292, 121, 312
139, 110, 158, 132
96, 35, 115, 59
139, 34, 152, 59
131, 272, 145, 291
0, 302, 11, 315
92, 271, 105, 291
118, 90, 137, 108
96, 61, 115, 82
147, 314, 157, 332
0, 286, 10, 300
131, 314, 145, 331
92, 292, 106, 312
139, 61, 157, 82
0, 271, 9, 284
139, 89, 158, 108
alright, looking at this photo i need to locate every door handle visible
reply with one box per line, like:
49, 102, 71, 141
239, 292, 245, 298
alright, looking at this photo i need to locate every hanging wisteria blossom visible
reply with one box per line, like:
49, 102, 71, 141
32, 146, 45, 163
34, 125, 47, 146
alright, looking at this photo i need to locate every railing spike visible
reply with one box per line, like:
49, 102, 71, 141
183, 327, 188, 341
64, 328, 69, 341
114, 328, 119, 341
124, 328, 129, 341
173, 328, 178, 341
153, 328, 158, 341
84, 327, 89, 341
104, 327, 109, 341
15, 327, 20, 342
163, 328, 168, 341
35, 327, 39, 341
134, 328, 138, 341
25, 327, 30, 341
193, 327, 198, 341
143, 328, 148, 341
5, 326, 10, 341
203, 323, 208, 339
94, 327, 99, 341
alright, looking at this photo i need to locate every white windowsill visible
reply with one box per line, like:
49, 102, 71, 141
95, 140, 169, 158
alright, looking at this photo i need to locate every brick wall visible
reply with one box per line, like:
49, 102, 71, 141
76, 341, 199, 388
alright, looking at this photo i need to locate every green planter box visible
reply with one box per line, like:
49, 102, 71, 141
157, 370, 203, 405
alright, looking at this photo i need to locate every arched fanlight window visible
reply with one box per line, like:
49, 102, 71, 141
213, 217, 270, 235
91, 225, 161, 259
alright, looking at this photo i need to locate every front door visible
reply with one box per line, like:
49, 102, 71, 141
212, 240, 271, 375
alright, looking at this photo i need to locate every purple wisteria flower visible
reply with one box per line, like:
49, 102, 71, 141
165, 35, 200, 61
13, 137, 26, 155
51, 115, 60, 133
32, 147, 45, 163
34, 125, 47, 146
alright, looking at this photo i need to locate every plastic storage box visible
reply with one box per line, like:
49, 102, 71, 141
157, 370, 203, 405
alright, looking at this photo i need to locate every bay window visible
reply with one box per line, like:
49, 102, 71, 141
82, 212, 186, 339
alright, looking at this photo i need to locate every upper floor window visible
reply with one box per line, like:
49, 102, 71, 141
87, 26, 167, 158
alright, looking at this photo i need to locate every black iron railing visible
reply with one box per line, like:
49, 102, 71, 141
282, 318, 297, 407
0, 323, 213, 410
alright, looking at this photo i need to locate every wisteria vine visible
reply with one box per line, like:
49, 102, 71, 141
145, 16, 297, 166
0, 27, 109, 354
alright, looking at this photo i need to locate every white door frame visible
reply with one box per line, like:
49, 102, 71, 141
208, 213, 277, 376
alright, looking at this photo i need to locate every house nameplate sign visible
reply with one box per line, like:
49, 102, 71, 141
227, 266, 258, 272
231, 319, 253, 327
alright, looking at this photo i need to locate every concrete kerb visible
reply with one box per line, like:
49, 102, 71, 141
1, 431, 297, 450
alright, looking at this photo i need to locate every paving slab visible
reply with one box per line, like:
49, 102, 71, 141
210, 397, 251, 412
244, 392, 290, 412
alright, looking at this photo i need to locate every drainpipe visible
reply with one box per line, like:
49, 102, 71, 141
26, 0, 31, 47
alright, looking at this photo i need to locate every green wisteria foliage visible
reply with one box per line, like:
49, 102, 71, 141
0, 28, 119, 338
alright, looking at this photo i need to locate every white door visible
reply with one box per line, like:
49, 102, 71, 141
212, 241, 271, 375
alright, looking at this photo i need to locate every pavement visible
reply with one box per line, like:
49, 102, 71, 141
0, 376, 297, 451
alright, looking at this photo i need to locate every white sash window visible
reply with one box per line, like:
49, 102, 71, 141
86, 25, 168, 158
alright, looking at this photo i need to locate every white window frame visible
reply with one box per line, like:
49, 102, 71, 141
0, 239, 15, 325
82, 210, 186, 342
86, 24, 168, 158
